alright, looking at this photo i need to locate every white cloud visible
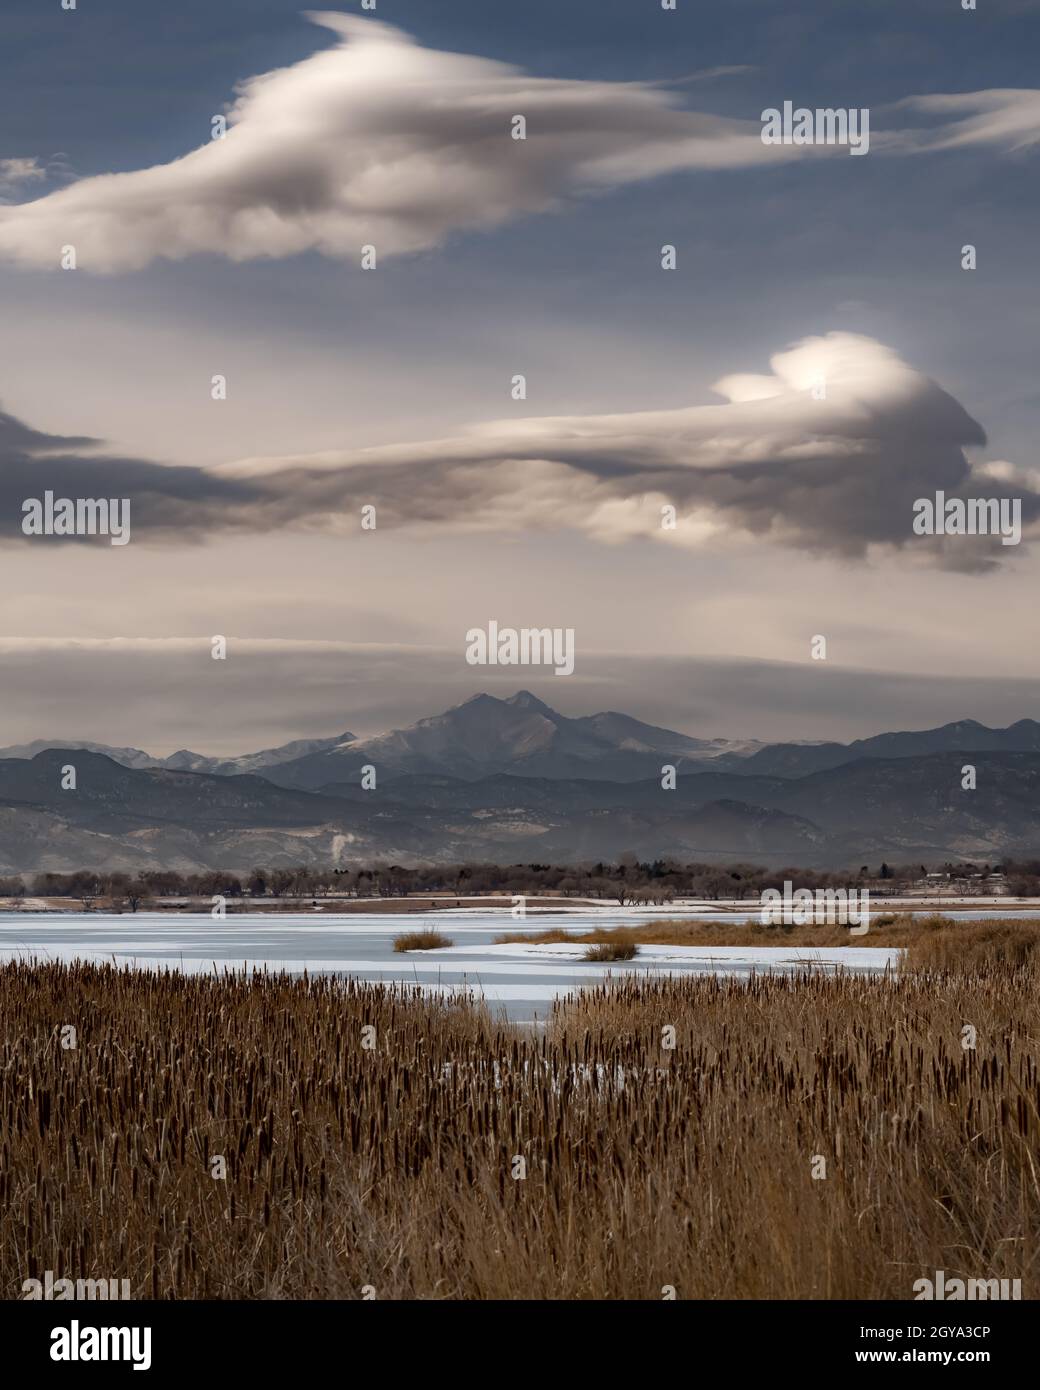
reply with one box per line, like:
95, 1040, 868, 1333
2, 14, 1035, 272
882, 90, 1040, 154
0, 157, 45, 204
0, 14, 787, 272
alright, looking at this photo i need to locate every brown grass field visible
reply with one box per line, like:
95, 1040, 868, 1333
1, 919, 1038, 1299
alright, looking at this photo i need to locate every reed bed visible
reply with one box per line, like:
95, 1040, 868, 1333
1, 955, 1038, 1300
902, 917, 1040, 971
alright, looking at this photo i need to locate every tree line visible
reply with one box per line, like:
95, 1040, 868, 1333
0, 856, 1034, 907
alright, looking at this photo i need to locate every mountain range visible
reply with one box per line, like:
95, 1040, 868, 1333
8, 691, 1037, 786
0, 732, 357, 778
1, 694, 1038, 872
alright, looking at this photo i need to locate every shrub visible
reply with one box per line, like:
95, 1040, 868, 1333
584, 941, 637, 962
393, 929, 454, 953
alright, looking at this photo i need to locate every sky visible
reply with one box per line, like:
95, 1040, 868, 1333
1, 0, 1039, 754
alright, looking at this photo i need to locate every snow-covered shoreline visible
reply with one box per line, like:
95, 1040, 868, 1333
434, 939, 900, 972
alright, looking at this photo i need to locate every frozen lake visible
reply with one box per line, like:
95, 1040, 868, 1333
0, 906, 1022, 1021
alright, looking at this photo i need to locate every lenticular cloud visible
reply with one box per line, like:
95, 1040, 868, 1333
0, 13, 779, 273
1, 14, 1036, 274
1, 331, 1035, 568
212, 331, 1012, 564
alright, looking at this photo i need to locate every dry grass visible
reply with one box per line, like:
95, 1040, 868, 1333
495, 913, 1040, 953
1, 954, 1039, 1299
494, 918, 892, 948
903, 915, 1040, 972
583, 941, 638, 962
392, 929, 454, 953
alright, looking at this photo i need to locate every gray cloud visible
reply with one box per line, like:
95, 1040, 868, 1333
5, 331, 1035, 568
213, 332, 1004, 564
1, 637, 1038, 754
0, 406, 263, 544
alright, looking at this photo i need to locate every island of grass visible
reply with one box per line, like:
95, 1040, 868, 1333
393, 928, 454, 952
584, 941, 638, 962
495, 914, 1040, 970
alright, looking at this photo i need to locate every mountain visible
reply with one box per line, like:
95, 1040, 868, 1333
315, 752, 1040, 863
0, 738, 161, 769
3, 743, 1040, 873
0, 749, 439, 873
0, 733, 356, 777
268, 701, 1040, 789
0, 750, 824, 872
261, 691, 753, 789
717, 718, 1040, 778
4, 700, 1040, 873
162, 733, 356, 776
8, 700, 1040, 790
762, 750, 1040, 858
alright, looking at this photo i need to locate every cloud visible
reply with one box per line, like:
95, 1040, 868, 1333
11, 16, 1037, 274
0, 13, 791, 272
3, 331, 1036, 567
0, 405, 261, 543
1, 639, 1039, 754
0, 157, 45, 204
882, 90, 1040, 154
206, 331, 1032, 569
